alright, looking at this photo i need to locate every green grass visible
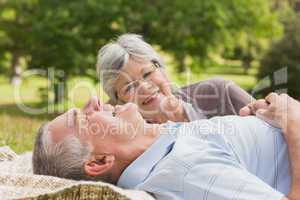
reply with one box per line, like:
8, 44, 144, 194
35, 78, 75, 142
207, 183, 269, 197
0, 105, 48, 153
0, 76, 46, 153
167, 64, 257, 91
171, 71, 256, 91
0, 76, 108, 153
0, 65, 256, 153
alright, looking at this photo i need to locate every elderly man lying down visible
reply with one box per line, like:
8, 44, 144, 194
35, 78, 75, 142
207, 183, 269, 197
33, 96, 297, 200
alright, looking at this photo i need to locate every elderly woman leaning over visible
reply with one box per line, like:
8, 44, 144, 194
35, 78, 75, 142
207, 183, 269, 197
97, 34, 253, 123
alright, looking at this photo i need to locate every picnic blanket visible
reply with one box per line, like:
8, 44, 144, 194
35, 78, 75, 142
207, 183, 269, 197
0, 146, 155, 200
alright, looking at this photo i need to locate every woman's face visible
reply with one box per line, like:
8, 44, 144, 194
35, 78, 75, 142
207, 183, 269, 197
114, 58, 172, 121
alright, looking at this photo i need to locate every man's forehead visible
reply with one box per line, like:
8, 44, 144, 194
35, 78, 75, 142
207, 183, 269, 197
48, 112, 67, 129
43, 123, 54, 143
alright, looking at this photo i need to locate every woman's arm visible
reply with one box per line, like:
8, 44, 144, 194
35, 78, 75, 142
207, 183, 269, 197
223, 78, 255, 114
179, 77, 254, 118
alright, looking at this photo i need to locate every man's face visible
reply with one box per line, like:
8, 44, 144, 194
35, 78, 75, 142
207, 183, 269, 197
47, 96, 145, 153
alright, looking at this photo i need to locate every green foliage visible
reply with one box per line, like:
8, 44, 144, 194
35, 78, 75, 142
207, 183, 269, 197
119, 0, 282, 71
0, 0, 122, 102
0, 0, 284, 102
0, 0, 36, 81
258, 14, 300, 99
28, 0, 121, 74
220, 0, 287, 74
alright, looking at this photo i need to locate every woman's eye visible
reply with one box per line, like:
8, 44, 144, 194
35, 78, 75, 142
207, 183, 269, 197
125, 84, 134, 93
143, 71, 152, 79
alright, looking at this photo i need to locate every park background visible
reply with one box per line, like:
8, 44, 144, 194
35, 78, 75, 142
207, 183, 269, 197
0, 0, 299, 153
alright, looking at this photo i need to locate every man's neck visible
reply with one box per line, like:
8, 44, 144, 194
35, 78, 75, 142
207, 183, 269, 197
112, 122, 162, 183
128, 122, 161, 161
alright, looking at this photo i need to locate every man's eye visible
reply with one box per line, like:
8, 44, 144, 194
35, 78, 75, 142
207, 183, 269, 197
73, 109, 77, 124
67, 109, 77, 127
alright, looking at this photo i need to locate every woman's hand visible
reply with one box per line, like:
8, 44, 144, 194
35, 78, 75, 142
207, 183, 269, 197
240, 93, 300, 134
160, 95, 188, 122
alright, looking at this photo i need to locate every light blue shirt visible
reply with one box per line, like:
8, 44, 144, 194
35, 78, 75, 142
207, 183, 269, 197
117, 116, 291, 200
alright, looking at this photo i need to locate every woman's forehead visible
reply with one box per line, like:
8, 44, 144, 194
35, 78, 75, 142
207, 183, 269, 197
123, 58, 151, 73
117, 59, 153, 82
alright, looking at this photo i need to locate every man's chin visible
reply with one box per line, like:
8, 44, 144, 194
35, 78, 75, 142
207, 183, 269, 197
117, 103, 143, 121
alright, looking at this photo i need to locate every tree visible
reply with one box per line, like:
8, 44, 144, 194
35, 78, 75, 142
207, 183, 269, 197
0, 0, 285, 103
0, 0, 123, 103
26, 0, 121, 103
258, 14, 300, 99
0, 0, 36, 84
118, 0, 282, 72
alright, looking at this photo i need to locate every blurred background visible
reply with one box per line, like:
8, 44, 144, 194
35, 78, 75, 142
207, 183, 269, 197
0, 0, 299, 153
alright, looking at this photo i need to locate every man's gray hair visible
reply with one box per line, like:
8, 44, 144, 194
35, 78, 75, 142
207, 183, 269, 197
32, 123, 90, 180
96, 33, 164, 103
32, 124, 111, 182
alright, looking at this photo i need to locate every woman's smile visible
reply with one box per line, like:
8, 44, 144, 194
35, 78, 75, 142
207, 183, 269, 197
142, 91, 160, 106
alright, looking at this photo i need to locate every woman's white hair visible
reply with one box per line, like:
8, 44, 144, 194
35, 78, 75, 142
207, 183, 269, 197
96, 33, 164, 103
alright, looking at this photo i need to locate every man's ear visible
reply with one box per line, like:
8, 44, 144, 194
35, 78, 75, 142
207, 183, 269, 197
84, 154, 115, 177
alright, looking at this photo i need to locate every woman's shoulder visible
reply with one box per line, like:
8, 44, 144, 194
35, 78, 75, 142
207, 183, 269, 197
179, 77, 232, 93
176, 77, 232, 100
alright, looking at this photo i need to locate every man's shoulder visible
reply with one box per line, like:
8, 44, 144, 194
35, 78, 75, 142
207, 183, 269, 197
166, 119, 239, 165
136, 153, 189, 193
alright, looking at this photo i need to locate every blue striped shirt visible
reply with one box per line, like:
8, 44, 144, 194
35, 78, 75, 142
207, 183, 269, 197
117, 116, 290, 200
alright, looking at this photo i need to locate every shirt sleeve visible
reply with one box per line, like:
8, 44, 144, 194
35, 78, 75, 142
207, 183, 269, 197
178, 77, 254, 118
224, 79, 255, 115
184, 158, 284, 200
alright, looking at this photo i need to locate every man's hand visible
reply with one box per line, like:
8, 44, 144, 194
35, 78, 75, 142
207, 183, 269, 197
239, 93, 300, 135
240, 93, 300, 200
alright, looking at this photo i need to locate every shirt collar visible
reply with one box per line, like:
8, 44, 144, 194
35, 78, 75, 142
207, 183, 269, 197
117, 122, 181, 189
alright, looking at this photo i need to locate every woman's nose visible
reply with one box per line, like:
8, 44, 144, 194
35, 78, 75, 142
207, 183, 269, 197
137, 80, 155, 94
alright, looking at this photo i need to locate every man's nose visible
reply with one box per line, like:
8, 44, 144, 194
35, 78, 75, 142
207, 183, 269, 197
83, 96, 102, 114
103, 104, 114, 112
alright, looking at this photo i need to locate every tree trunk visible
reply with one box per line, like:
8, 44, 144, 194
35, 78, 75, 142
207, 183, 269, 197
176, 54, 186, 73
10, 52, 22, 85
53, 75, 68, 104
295, 1, 300, 11
242, 59, 251, 75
